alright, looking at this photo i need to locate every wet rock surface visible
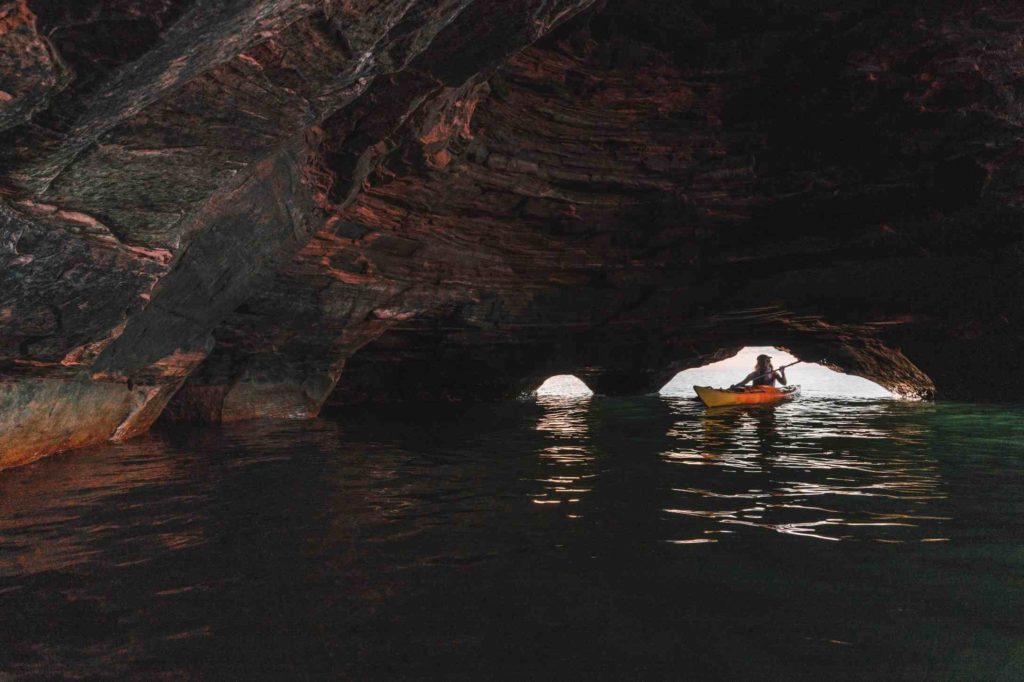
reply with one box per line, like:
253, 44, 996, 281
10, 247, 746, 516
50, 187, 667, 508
2, 0, 1023, 467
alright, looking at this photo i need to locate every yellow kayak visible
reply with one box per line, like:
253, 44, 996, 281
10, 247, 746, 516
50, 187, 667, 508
693, 384, 800, 408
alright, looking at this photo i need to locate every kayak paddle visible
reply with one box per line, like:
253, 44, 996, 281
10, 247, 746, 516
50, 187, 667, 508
731, 360, 801, 389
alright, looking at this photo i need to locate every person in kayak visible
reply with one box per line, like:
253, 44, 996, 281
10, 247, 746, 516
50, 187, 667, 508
732, 354, 787, 389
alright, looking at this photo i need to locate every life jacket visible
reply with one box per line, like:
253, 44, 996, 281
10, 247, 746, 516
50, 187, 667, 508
752, 367, 775, 386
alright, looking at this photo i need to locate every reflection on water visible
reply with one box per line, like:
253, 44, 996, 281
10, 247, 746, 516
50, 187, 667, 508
533, 396, 594, 513
658, 399, 946, 544
1, 397, 1023, 679
528, 395, 947, 544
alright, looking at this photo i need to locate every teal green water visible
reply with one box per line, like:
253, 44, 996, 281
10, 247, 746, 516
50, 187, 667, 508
0, 396, 1022, 679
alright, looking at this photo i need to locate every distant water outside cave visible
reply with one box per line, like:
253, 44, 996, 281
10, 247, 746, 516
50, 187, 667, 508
536, 374, 593, 396
661, 346, 895, 399
534, 348, 894, 399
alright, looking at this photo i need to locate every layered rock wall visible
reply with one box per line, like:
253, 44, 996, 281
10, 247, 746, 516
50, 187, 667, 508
2, 0, 1023, 469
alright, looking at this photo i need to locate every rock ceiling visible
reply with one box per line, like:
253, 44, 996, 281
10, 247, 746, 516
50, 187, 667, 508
2, 0, 1022, 468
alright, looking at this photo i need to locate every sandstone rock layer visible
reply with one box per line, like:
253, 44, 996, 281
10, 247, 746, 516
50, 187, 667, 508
2, 0, 1023, 469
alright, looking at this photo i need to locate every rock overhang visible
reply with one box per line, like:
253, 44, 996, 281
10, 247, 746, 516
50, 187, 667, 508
2, 0, 1022, 469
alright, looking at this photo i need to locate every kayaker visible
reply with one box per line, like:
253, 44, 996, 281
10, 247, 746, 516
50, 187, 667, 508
732, 354, 787, 389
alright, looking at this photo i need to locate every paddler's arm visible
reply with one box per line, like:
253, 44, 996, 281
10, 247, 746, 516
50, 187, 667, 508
776, 369, 787, 385
731, 371, 757, 389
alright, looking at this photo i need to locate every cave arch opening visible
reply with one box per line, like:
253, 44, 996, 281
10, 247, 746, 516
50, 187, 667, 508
535, 375, 594, 397
659, 346, 898, 399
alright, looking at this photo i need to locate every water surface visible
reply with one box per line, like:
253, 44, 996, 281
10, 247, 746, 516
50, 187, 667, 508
1, 395, 1022, 679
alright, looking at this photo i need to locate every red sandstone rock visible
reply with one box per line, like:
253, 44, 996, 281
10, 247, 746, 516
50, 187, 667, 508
2, 0, 1024, 469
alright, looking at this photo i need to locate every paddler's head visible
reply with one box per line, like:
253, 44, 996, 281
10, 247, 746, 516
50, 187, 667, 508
756, 353, 772, 371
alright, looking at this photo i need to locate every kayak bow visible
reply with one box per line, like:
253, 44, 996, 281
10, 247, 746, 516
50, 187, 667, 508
693, 384, 800, 408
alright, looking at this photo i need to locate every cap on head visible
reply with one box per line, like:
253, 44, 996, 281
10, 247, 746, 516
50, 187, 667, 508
756, 354, 772, 362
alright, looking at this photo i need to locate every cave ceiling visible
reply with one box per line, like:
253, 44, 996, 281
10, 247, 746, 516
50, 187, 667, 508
2, 0, 1023, 467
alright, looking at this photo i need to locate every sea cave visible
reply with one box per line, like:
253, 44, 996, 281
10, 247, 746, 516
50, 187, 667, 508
1, 1, 1022, 679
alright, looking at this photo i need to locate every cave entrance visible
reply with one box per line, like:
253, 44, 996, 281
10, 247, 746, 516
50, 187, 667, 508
660, 346, 896, 398
535, 375, 594, 397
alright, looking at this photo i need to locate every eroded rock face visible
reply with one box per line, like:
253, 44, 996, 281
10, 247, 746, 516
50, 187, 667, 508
2, 0, 1023, 468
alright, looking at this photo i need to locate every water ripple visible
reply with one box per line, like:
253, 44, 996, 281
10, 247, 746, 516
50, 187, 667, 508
0, 396, 1022, 679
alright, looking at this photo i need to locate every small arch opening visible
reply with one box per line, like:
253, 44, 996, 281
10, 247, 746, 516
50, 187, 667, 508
660, 346, 896, 399
535, 375, 594, 397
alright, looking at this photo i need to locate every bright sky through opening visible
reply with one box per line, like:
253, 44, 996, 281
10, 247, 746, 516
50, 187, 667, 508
536, 347, 894, 398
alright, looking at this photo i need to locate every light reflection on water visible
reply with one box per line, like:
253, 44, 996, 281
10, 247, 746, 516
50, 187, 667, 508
533, 395, 594, 511
532, 394, 947, 544
0, 396, 1022, 679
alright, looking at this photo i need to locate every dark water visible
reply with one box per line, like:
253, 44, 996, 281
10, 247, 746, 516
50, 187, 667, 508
1, 396, 1022, 680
